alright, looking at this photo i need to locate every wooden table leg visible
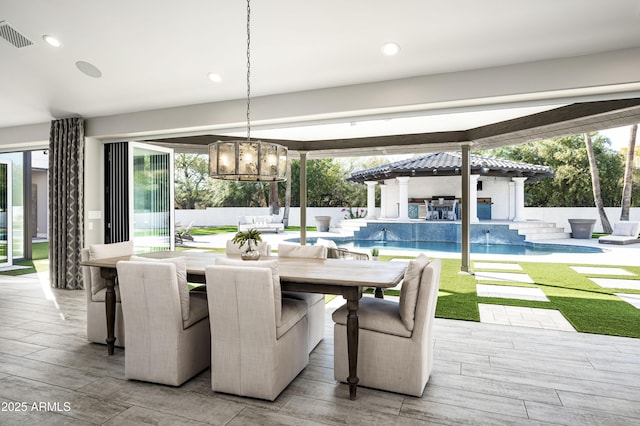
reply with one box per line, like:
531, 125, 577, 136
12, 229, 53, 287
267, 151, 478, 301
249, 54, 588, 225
100, 268, 118, 355
374, 287, 384, 298
344, 288, 361, 400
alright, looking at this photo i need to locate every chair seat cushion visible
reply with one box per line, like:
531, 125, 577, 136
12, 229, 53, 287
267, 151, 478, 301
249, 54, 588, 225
282, 291, 324, 306
183, 292, 209, 329
92, 285, 121, 302
277, 298, 307, 339
332, 297, 411, 338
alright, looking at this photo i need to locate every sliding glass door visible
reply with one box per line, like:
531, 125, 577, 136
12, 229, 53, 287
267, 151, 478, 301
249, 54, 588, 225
0, 160, 12, 266
128, 142, 174, 252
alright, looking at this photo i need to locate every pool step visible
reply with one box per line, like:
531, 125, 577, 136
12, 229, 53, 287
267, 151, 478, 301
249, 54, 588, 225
510, 221, 571, 241
334, 219, 367, 233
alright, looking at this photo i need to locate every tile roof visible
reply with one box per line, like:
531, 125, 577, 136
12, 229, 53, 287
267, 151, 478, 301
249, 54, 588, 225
349, 152, 553, 183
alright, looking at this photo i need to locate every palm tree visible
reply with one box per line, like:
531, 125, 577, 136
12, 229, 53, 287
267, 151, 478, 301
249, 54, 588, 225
584, 133, 613, 233
620, 124, 638, 221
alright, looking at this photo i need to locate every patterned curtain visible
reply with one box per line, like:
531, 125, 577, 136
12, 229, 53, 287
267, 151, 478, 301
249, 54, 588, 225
49, 118, 85, 289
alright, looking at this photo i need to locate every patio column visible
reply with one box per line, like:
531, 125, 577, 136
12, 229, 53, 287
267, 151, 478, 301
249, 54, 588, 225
512, 177, 527, 222
300, 151, 308, 244
365, 181, 377, 219
396, 176, 410, 221
508, 181, 515, 220
469, 174, 479, 223
379, 183, 388, 218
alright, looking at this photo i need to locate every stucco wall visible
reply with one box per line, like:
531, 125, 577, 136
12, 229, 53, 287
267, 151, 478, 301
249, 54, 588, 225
380, 175, 512, 219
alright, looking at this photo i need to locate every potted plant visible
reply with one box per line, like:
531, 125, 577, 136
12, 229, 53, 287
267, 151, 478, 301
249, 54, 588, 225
232, 228, 262, 260
370, 247, 379, 261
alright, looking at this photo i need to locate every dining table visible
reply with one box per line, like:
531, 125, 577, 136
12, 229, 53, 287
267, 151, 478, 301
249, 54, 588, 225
82, 251, 407, 400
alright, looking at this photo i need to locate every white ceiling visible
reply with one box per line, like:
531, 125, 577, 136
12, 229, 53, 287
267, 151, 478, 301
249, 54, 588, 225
1, 0, 640, 143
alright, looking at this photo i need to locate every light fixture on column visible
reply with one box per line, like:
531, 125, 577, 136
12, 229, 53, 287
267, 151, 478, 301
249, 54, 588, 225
208, 0, 288, 182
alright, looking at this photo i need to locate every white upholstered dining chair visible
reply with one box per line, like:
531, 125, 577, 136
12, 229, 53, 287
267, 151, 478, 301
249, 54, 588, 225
277, 243, 327, 353
81, 240, 134, 347
333, 255, 441, 396
206, 259, 309, 401
116, 258, 211, 386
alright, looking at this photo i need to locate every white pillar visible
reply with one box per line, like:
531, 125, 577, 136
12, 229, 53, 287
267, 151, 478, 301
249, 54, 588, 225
396, 177, 410, 221
469, 174, 480, 223
512, 177, 527, 222
508, 181, 515, 220
379, 183, 388, 218
365, 181, 377, 219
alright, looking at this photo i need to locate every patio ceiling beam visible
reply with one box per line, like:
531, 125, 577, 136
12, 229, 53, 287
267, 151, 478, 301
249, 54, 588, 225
468, 98, 640, 149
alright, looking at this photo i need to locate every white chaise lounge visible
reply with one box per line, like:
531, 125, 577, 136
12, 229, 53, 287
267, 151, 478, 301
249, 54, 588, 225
599, 221, 640, 245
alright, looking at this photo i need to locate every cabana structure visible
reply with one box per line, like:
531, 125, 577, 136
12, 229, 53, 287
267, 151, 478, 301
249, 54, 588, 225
349, 152, 553, 222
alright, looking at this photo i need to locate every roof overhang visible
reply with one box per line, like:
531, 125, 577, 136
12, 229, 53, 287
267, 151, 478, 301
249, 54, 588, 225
149, 98, 640, 158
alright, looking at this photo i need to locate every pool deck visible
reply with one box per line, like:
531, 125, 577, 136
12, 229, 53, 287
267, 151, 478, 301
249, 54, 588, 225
183, 227, 640, 266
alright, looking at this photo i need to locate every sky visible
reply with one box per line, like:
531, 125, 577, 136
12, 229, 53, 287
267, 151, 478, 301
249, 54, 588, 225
600, 125, 637, 151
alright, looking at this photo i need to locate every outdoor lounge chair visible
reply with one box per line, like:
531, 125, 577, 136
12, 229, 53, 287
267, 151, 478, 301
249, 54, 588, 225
333, 255, 441, 397
598, 221, 640, 245
316, 237, 369, 260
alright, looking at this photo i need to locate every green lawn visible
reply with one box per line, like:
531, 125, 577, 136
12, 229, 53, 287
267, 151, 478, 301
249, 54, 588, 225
372, 256, 640, 339
4, 240, 639, 338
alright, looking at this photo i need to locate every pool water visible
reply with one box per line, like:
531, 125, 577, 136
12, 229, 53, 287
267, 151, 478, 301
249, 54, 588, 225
335, 240, 603, 255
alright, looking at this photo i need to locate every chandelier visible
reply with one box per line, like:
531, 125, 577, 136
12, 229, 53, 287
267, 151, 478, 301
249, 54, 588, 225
209, 0, 288, 182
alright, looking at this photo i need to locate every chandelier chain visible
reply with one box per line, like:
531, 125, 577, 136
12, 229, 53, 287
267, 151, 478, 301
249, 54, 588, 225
246, 0, 251, 142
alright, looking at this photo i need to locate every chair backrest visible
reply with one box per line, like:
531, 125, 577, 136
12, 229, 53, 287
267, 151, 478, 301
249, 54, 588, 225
278, 243, 327, 259
225, 240, 271, 256
411, 258, 442, 376
205, 264, 279, 351
116, 261, 191, 383
117, 261, 185, 332
82, 240, 134, 299
612, 221, 640, 237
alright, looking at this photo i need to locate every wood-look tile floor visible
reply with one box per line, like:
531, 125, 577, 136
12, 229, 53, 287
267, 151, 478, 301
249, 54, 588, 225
1, 272, 639, 425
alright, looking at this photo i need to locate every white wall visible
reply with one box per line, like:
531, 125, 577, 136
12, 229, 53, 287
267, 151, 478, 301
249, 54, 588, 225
175, 207, 368, 228
524, 207, 640, 233
478, 177, 511, 220
380, 175, 512, 219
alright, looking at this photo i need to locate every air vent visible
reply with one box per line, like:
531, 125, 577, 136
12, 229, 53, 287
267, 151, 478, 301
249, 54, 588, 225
0, 21, 34, 48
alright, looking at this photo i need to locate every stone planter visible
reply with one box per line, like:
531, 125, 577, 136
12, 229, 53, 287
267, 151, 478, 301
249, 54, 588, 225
568, 219, 596, 239
315, 216, 332, 232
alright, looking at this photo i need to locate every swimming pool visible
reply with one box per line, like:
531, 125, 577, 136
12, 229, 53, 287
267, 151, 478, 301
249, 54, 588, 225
325, 221, 604, 255
333, 239, 602, 255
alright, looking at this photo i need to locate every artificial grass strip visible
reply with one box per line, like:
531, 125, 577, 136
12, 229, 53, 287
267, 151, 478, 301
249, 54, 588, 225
384, 256, 640, 338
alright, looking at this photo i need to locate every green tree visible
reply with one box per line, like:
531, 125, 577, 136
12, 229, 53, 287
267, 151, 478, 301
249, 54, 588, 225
484, 133, 624, 207
287, 158, 367, 207
174, 154, 213, 209
209, 180, 268, 207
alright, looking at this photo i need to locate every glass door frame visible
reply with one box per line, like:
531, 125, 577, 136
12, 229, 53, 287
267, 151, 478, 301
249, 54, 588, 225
127, 142, 174, 252
0, 159, 12, 267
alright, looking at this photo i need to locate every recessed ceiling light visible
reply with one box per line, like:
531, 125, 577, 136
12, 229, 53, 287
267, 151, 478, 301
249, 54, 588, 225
42, 34, 61, 47
208, 72, 222, 83
382, 42, 401, 56
76, 60, 102, 78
